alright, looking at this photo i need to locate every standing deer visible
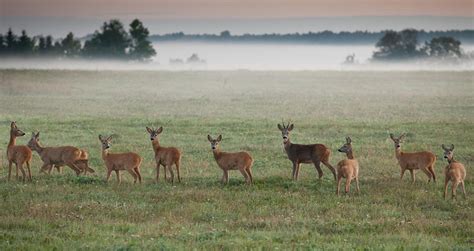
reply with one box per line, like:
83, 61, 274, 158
336, 137, 360, 195
27, 132, 94, 175
6, 121, 32, 182
389, 133, 436, 183
146, 126, 182, 183
441, 144, 466, 199
99, 135, 142, 184
207, 135, 254, 185
277, 122, 336, 181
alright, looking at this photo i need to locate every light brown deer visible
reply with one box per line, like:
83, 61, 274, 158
146, 126, 182, 183
27, 132, 94, 175
336, 137, 360, 195
389, 133, 436, 183
442, 144, 466, 199
6, 121, 32, 182
277, 122, 336, 181
99, 135, 142, 184
207, 135, 253, 185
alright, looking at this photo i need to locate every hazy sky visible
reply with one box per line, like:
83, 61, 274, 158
2, 0, 473, 18
1, 0, 473, 36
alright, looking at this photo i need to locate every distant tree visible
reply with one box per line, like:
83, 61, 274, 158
60, 32, 82, 57
83, 19, 130, 58
220, 30, 231, 38
128, 19, 156, 61
17, 30, 35, 55
372, 29, 422, 60
400, 29, 419, 57
0, 34, 5, 54
5, 28, 18, 54
421, 36, 462, 58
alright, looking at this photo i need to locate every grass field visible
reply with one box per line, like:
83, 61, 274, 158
0, 69, 473, 250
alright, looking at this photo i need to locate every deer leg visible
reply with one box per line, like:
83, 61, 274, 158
127, 169, 137, 184
336, 175, 342, 195
409, 169, 415, 184
291, 162, 297, 180
461, 181, 466, 198
15, 163, 19, 180
134, 167, 142, 184
18, 163, 26, 183
163, 164, 168, 181
428, 165, 436, 182
175, 161, 181, 183
106, 169, 112, 182
65, 162, 81, 176
167, 164, 175, 184
321, 160, 337, 181
245, 167, 253, 184
26, 161, 32, 182
155, 163, 160, 182
115, 170, 121, 184
295, 163, 301, 181
444, 178, 449, 199
223, 170, 229, 184
400, 168, 406, 180
452, 181, 459, 199
313, 160, 323, 179
355, 176, 360, 194
420, 167, 432, 182
7, 160, 13, 181
345, 177, 352, 194
239, 168, 250, 185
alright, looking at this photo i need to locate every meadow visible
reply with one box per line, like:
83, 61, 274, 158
0, 69, 473, 249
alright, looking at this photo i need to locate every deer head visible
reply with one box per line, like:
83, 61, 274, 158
99, 135, 113, 150
442, 144, 455, 161
10, 121, 26, 137
389, 133, 406, 149
277, 122, 294, 143
207, 134, 222, 150
27, 131, 41, 150
146, 126, 163, 141
338, 136, 353, 153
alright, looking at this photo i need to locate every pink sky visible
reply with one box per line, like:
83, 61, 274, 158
2, 0, 473, 18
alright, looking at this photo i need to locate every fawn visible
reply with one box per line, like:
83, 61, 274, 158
207, 135, 254, 185
389, 133, 436, 183
442, 144, 466, 199
99, 135, 142, 184
146, 126, 182, 183
6, 121, 33, 182
336, 137, 360, 195
277, 122, 336, 181
27, 132, 94, 175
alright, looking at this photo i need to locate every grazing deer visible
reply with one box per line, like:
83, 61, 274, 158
389, 133, 436, 183
442, 144, 466, 199
336, 137, 360, 195
146, 126, 182, 183
27, 132, 94, 175
6, 121, 32, 182
99, 135, 142, 184
207, 135, 253, 185
277, 122, 336, 181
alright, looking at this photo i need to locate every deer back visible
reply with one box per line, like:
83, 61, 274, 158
104, 151, 142, 170
8, 145, 32, 163
398, 151, 436, 169
285, 143, 329, 163
215, 151, 253, 171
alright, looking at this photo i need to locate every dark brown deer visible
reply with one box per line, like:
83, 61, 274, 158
441, 144, 466, 199
277, 122, 336, 181
6, 122, 32, 182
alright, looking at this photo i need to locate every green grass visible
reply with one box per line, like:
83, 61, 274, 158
0, 69, 473, 250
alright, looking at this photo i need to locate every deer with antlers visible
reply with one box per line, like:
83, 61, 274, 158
27, 132, 94, 175
441, 144, 466, 199
146, 126, 182, 183
6, 121, 33, 182
389, 133, 436, 183
277, 122, 336, 181
207, 135, 254, 185
99, 135, 142, 184
336, 137, 360, 195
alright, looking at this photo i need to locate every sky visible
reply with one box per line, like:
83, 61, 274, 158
1, 0, 473, 36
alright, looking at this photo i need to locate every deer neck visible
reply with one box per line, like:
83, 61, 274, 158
346, 150, 355, 159
395, 147, 402, 159
8, 132, 16, 150
447, 157, 455, 164
283, 139, 292, 151
101, 148, 109, 160
152, 139, 161, 153
212, 148, 222, 161
32, 141, 45, 154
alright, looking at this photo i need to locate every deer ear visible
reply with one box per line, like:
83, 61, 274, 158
35, 132, 40, 138
11, 121, 16, 128
98, 135, 103, 141
106, 135, 113, 141
207, 135, 212, 142
288, 124, 294, 131
146, 127, 153, 133
389, 133, 395, 140
156, 126, 163, 134
346, 137, 352, 144
278, 124, 283, 130
450, 144, 454, 150
217, 135, 222, 141
400, 133, 406, 139
441, 144, 447, 150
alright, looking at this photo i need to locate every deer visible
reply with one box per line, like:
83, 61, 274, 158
336, 137, 360, 195
389, 133, 436, 183
207, 135, 254, 185
146, 126, 182, 183
27, 132, 94, 175
441, 144, 466, 199
99, 135, 142, 184
277, 122, 336, 181
6, 121, 33, 182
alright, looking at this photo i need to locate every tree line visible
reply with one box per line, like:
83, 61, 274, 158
0, 19, 156, 61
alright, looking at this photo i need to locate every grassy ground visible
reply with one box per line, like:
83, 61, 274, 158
0, 69, 473, 250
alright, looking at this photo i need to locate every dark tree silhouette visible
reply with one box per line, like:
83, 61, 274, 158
422, 36, 462, 58
17, 30, 35, 55
128, 19, 156, 61
5, 28, 18, 54
83, 19, 130, 59
60, 32, 82, 57
0, 34, 5, 53
373, 29, 423, 60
